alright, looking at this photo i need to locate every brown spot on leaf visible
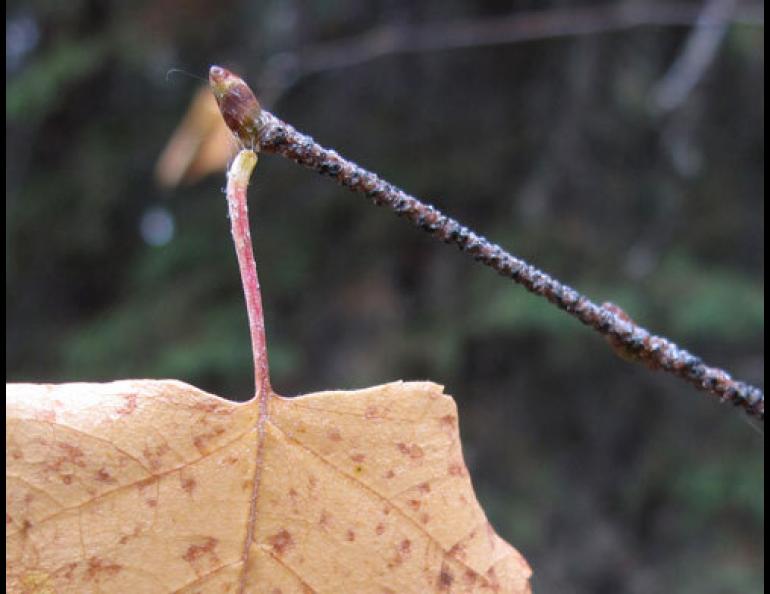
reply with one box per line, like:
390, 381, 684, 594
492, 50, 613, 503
448, 462, 465, 476
95, 468, 116, 484
420, 513, 430, 524
449, 542, 467, 561
364, 405, 382, 419
183, 537, 219, 564
57, 442, 85, 467
486, 566, 500, 588
384, 469, 396, 479
268, 530, 294, 556
396, 443, 424, 459
319, 510, 332, 528
85, 557, 123, 581
61, 562, 78, 580
142, 444, 170, 471
346, 529, 356, 542
350, 453, 366, 463
327, 428, 342, 442
192, 426, 226, 454
146, 498, 157, 508
440, 414, 456, 427
118, 525, 142, 545
375, 523, 385, 536
437, 564, 454, 589
387, 538, 413, 568
418, 482, 431, 494
408, 499, 421, 510
181, 476, 196, 495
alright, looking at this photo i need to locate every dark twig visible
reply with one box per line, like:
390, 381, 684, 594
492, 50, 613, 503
209, 66, 764, 421
254, 112, 764, 420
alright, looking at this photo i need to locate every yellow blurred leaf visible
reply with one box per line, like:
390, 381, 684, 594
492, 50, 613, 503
7, 380, 531, 593
155, 87, 237, 188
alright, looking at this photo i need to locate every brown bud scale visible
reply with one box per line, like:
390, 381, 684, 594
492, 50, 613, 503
209, 66, 263, 148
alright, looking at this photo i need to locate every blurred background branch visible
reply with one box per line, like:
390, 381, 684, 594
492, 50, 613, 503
257, 1, 764, 110
652, 0, 741, 112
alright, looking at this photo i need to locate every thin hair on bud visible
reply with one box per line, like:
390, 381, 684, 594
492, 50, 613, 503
165, 68, 208, 84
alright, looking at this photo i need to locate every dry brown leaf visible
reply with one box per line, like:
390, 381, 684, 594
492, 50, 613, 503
155, 87, 237, 188
6, 380, 531, 593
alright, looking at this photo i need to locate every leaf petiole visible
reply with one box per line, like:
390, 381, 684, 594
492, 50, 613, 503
225, 149, 271, 399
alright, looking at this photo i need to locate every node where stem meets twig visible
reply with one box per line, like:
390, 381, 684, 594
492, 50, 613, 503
226, 149, 271, 399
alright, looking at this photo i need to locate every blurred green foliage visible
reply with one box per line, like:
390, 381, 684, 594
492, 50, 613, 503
7, 37, 108, 122
6, 1, 763, 591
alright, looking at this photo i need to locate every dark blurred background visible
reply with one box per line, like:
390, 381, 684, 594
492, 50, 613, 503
6, 1, 764, 591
